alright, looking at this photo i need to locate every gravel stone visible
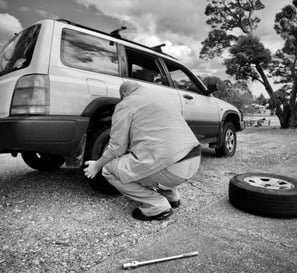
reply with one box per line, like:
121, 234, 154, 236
1, 127, 296, 272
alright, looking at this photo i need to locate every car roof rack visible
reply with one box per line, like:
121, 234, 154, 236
56, 18, 175, 58
110, 26, 127, 38
151, 43, 166, 53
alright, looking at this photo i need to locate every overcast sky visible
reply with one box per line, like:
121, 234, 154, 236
0, 0, 293, 96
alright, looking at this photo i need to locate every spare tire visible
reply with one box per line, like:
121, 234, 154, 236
229, 173, 297, 218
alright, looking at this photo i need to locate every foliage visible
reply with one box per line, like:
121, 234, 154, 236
202, 75, 227, 93
204, 0, 264, 32
200, 30, 237, 59
200, 0, 297, 128
271, 1, 297, 127
224, 35, 271, 84
255, 93, 268, 106
203, 76, 253, 109
271, 3, 297, 88
200, 0, 265, 60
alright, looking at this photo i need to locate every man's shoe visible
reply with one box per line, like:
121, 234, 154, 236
170, 200, 181, 209
132, 208, 173, 221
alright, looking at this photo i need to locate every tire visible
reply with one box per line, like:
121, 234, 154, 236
21, 152, 65, 171
229, 173, 297, 218
215, 121, 236, 157
83, 127, 119, 195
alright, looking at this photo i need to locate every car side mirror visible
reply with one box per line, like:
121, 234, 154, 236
207, 84, 218, 95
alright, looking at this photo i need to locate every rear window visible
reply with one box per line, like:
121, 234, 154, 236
61, 28, 119, 76
0, 24, 41, 77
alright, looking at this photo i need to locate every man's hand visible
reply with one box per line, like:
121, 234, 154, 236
83, 160, 101, 179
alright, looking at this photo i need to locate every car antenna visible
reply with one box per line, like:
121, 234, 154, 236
110, 26, 127, 38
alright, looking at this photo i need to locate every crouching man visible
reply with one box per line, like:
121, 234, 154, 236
84, 81, 200, 221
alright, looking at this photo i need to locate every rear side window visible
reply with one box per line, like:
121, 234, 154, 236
61, 28, 119, 76
0, 24, 41, 76
125, 48, 168, 86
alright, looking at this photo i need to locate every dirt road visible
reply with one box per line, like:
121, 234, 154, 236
1, 126, 296, 272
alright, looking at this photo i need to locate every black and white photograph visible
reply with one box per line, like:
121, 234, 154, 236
0, 0, 297, 272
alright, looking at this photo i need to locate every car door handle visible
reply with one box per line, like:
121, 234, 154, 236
183, 94, 193, 100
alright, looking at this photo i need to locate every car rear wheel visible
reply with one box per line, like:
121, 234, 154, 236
21, 152, 65, 171
229, 173, 297, 218
83, 127, 119, 195
215, 121, 236, 157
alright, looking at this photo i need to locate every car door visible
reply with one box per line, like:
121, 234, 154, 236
161, 58, 220, 141
120, 46, 182, 113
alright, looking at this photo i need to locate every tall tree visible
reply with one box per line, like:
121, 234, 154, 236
271, 1, 297, 128
200, 0, 294, 128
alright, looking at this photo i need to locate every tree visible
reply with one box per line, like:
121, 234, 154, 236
255, 93, 268, 106
203, 76, 253, 109
200, 0, 295, 128
202, 75, 227, 93
200, 0, 264, 59
270, 1, 297, 128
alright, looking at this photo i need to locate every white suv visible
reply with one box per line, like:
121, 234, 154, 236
0, 19, 244, 193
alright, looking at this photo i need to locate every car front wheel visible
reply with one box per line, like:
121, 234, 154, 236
215, 121, 236, 157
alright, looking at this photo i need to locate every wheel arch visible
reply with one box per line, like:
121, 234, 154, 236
214, 111, 239, 152
82, 97, 120, 132
222, 111, 241, 131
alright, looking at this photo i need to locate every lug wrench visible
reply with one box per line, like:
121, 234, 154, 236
122, 251, 198, 270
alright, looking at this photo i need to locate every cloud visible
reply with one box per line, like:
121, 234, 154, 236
260, 34, 285, 54
0, 0, 7, 9
74, 0, 205, 39
19, 6, 48, 17
73, 0, 232, 79
19, 6, 30, 12
35, 9, 48, 17
0, 13, 22, 46
74, 0, 205, 68
73, 0, 293, 87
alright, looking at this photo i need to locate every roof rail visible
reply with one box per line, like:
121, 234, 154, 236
57, 18, 111, 37
56, 18, 175, 58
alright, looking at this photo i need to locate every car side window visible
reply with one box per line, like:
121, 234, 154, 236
163, 60, 203, 94
125, 48, 168, 86
61, 28, 119, 76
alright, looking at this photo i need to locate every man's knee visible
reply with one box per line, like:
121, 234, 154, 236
102, 159, 121, 188
102, 159, 120, 181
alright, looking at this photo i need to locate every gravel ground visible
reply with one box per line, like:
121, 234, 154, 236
0, 126, 297, 273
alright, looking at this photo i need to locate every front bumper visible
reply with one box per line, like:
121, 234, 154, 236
239, 120, 245, 131
0, 115, 89, 155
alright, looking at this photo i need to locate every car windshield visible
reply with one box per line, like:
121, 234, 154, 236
0, 24, 41, 77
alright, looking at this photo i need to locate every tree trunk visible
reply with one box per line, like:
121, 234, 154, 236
288, 103, 296, 128
276, 106, 289, 129
255, 63, 289, 128
288, 83, 297, 128
282, 102, 291, 128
